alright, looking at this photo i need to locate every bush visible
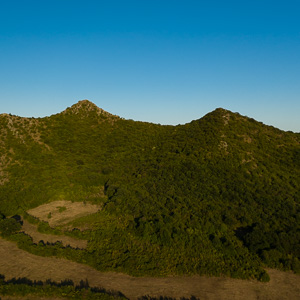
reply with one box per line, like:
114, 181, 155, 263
259, 271, 270, 282
0, 218, 22, 237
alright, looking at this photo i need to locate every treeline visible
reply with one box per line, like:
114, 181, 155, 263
0, 274, 127, 299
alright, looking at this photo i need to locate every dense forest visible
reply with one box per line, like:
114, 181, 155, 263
0, 100, 299, 282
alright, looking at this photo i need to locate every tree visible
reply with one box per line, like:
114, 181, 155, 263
0, 218, 22, 237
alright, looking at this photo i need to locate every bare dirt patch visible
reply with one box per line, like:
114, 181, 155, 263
27, 200, 101, 227
21, 219, 87, 249
0, 238, 299, 300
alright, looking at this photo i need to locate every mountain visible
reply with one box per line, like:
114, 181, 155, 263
0, 100, 299, 282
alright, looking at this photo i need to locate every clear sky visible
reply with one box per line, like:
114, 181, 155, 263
0, 0, 299, 132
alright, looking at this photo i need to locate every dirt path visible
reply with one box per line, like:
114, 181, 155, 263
0, 238, 299, 300
21, 219, 87, 249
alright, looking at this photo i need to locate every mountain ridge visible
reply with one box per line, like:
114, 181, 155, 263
0, 99, 299, 282
2, 99, 296, 133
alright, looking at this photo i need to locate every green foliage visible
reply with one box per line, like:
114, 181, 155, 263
0, 274, 126, 299
58, 206, 67, 213
0, 218, 22, 237
0, 102, 299, 281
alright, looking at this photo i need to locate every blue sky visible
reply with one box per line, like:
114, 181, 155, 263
0, 1, 299, 132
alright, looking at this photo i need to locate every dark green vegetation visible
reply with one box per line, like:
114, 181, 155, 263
0, 100, 299, 281
0, 274, 199, 300
0, 274, 126, 299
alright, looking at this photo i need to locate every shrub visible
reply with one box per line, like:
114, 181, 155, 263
0, 218, 22, 237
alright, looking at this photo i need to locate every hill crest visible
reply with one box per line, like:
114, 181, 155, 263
61, 100, 119, 119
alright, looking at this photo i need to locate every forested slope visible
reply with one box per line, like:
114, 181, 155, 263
0, 100, 299, 281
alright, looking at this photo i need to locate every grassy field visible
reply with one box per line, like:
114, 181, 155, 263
0, 237, 299, 300
26, 201, 101, 227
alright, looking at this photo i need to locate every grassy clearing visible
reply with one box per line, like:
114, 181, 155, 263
21, 219, 87, 249
27, 201, 101, 227
62, 212, 102, 231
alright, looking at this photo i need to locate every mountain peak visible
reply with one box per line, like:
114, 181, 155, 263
68, 100, 102, 113
62, 100, 119, 119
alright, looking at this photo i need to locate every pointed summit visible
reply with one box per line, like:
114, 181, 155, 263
66, 100, 103, 113
74, 99, 99, 109
62, 100, 119, 119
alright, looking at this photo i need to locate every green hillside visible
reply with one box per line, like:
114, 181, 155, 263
0, 100, 299, 281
